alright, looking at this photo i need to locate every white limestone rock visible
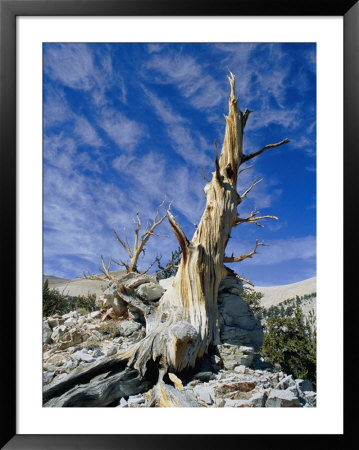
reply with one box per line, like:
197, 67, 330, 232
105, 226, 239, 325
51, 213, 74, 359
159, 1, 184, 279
92, 348, 104, 358
43, 371, 55, 385
89, 310, 101, 319
217, 344, 254, 370
117, 320, 143, 338
43, 362, 57, 372
117, 397, 128, 408
135, 282, 165, 301
103, 283, 117, 298
62, 359, 78, 372
265, 388, 301, 407
234, 365, 246, 374
224, 399, 251, 407
276, 374, 296, 390
43, 321, 52, 344
303, 391, 316, 407
51, 325, 67, 343
193, 385, 214, 405
127, 394, 146, 407
62, 311, 78, 319
64, 317, 77, 327
106, 346, 117, 356
123, 273, 157, 290
47, 317, 62, 329
73, 350, 95, 363
249, 392, 267, 407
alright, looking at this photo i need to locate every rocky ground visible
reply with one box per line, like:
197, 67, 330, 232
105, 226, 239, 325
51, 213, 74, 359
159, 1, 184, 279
43, 273, 316, 408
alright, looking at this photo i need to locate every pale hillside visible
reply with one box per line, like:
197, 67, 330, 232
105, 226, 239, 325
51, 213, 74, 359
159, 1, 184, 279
43, 271, 126, 298
254, 277, 316, 308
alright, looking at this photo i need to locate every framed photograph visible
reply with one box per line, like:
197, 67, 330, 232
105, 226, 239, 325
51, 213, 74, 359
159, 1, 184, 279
1, 0, 356, 448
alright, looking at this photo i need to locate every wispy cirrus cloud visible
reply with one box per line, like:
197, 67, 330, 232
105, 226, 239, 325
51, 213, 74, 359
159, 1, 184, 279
73, 116, 104, 147
44, 43, 127, 107
98, 107, 146, 151
144, 52, 226, 110
44, 44, 97, 91
44, 85, 104, 148
43, 87, 71, 127
147, 43, 164, 54
141, 85, 213, 167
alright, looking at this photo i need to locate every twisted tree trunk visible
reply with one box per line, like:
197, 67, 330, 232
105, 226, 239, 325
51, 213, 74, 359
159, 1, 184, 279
44, 73, 289, 407
119, 74, 289, 388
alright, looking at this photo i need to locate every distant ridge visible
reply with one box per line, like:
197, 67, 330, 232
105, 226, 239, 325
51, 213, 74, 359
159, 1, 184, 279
42, 271, 127, 298
254, 277, 316, 308
43, 275, 71, 285
44, 273, 316, 306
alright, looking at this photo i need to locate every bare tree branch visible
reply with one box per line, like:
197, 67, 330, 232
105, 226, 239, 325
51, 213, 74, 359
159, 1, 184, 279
241, 108, 252, 129
133, 212, 141, 257
98, 255, 117, 282
214, 139, 222, 183
240, 178, 263, 200
111, 200, 171, 273
139, 201, 171, 246
201, 167, 210, 183
142, 256, 162, 275
238, 164, 254, 176
111, 258, 130, 273
82, 256, 119, 284
82, 272, 104, 282
113, 229, 132, 258
168, 212, 190, 264
241, 138, 290, 164
234, 273, 254, 287
224, 239, 266, 263
235, 209, 278, 227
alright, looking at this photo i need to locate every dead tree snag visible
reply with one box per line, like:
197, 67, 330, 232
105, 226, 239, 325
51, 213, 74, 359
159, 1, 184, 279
112, 200, 171, 274
116, 72, 290, 392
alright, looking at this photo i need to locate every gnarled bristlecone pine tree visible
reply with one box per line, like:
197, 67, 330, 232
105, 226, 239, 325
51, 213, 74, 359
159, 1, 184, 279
117, 72, 289, 405
44, 73, 289, 407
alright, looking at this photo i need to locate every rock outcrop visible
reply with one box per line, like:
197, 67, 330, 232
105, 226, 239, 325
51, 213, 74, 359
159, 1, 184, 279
217, 276, 264, 350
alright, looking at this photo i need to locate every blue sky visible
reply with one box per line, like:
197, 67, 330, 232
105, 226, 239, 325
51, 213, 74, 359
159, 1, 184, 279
43, 43, 316, 287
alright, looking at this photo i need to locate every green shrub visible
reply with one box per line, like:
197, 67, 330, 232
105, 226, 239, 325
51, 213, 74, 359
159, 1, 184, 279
241, 287, 265, 322
43, 280, 98, 317
99, 320, 118, 338
156, 247, 182, 280
76, 293, 97, 313
43, 279, 71, 317
76, 307, 90, 316
260, 302, 316, 387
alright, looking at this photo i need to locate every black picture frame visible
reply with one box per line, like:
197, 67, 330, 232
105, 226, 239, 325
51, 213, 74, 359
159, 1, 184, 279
1, 0, 357, 448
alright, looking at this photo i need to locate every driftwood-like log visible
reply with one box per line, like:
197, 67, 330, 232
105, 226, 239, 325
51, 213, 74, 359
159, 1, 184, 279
44, 367, 151, 407
43, 356, 128, 404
